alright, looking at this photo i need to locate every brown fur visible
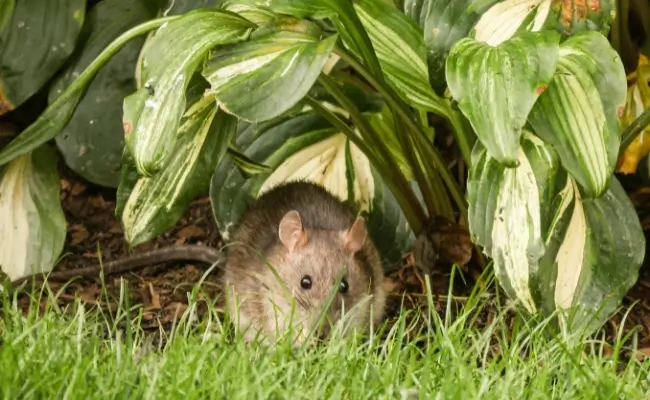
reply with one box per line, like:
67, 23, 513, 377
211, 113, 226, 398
222, 180, 386, 345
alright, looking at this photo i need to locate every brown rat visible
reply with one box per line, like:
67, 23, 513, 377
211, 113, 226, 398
222, 180, 387, 346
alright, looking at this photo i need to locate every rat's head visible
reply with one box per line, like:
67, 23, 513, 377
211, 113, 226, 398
261, 209, 379, 341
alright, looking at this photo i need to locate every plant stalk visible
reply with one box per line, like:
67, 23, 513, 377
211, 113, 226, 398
315, 74, 426, 232
619, 107, 650, 157
334, 45, 468, 218
304, 96, 422, 230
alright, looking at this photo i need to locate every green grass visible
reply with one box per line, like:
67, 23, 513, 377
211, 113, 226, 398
1, 277, 650, 399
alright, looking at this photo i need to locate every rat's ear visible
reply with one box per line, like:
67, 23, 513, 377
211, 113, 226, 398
341, 216, 367, 253
278, 210, 307, 252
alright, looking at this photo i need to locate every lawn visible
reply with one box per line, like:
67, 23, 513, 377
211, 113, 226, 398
2, 278, 649, 400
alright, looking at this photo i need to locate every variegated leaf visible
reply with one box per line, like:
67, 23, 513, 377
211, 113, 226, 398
467, 131, 560, 313
211, 111, 414, 270
122, 9, 254, 177
353, 0, 446, 112
537, 176, 645, 333
472, 0, 616, 46
528, 30, 626, 198
119, 96, 237, 246
203, 29, 337, 123
446, 30, 560, 166
0, 146, 66, 282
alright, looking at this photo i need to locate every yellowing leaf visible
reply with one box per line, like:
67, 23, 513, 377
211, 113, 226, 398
618, 58, 650, 174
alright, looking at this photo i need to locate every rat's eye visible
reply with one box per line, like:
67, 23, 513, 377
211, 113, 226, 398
300, 275, 312, 290
339, 278, 349, 294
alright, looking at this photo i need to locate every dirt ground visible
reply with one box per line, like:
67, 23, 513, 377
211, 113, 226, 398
8, 159, 650, 356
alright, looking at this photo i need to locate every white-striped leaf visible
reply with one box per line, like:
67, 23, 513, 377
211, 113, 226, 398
446, 30, 560, 166
202, 30, 338, 122
537, 176, 645, 333
122, 9, 254, 177
528, 30, 626, 198
467, 131, 560, 313
210, 111, 414, 270
220, 0, 333, 19
471, 0, 616, 46
118, 96, 237, 246
402, 0, 481, 95
0, 145, 66, 282
472, 0, 552, 46
352, 0, 446, 112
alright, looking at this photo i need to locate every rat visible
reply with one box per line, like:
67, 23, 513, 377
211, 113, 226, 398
9, 245, 223, 286
222, 180, 387, 346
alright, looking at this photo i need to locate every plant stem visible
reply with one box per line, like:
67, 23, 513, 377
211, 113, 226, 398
619, 107, 650, 157
304, 96, 422, 230
0, 16, 180, 166
315, 75, 426, 232
334, 45, 468, 218
391, 100, 442, 218
443, 102, 475, 166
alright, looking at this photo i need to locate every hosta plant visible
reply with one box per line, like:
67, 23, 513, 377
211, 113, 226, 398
0, 0, 646, 335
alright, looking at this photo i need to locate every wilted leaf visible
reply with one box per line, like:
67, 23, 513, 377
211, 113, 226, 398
119, 96, 237, 246
0, 0, 85, 114
618, 61, 650, 175
49, 0, 165, 188
403, 0, 481, 94
203, 30, 337, 122
529, 30, 626, 198
467, 132, 560, 313
210, 111, 414, 270
123, 9, 254, 177
446, 30, 560, 166
0, 145, 66, 281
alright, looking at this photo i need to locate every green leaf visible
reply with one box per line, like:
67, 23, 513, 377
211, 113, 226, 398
202, 30, 337, 122
538, 176, 645, 334
48, 0, 165, 188
403, 0, 481, 95
0, 16, 177, 168
220, 2, 279, 25
220, 0, 334, 19
307, 77, 385, 115
0, 0, 14, 33
0, 0, 85, 114
471, 0, 617, 46
123, 9, 254, 177
118, 96, 237, 246
528, 30, 626, 198
166, 0, 219, 14
353, 0, 445, 112
227, 147, 274, 178
0, 145, 67, 281
446, 30, 560, 166
367, 105, 414, 180
210, 111, 415, 270
467, 132, 560, 313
